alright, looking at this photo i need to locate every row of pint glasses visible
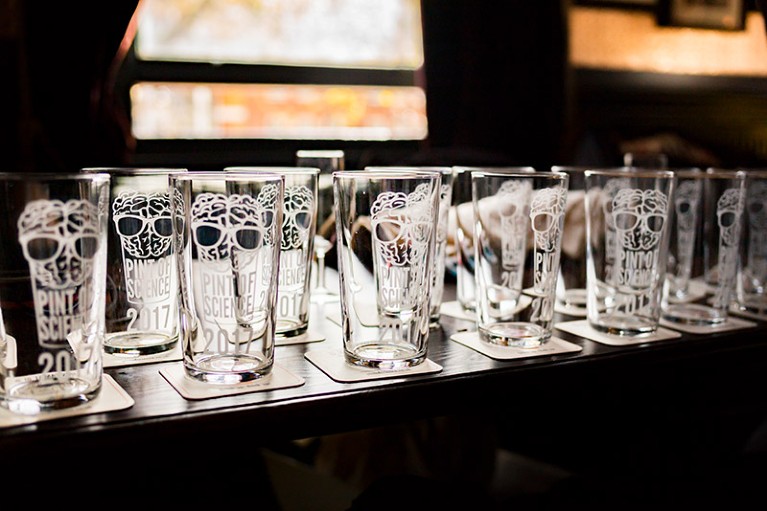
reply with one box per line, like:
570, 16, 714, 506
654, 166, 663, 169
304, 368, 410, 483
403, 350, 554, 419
454, 166, 767, 341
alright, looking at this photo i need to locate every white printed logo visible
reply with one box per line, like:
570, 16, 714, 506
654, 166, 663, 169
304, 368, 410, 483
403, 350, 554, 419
371, 183, 434, 313
113, 192, 176, 332
602, 177, 631, 284
19, 200, 100, 347
530, 187, 567, 291
712, 188, 744, 308
744, 181, 767, 287
191, 188, 279, 349
671, 179, 701, 284
611, 188, 668, 314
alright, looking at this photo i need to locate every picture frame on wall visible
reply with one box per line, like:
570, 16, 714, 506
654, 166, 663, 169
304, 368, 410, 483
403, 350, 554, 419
657, 0, 747, 31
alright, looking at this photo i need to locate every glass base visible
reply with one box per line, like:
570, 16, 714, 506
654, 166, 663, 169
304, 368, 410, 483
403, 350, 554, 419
590, 316, 657, 337
3, 376, 101, 415
276, 320, 309, 339
479, 322, 549, 349
345, 343, 425, 370
184, 354, 272, 384
104, 331, 177, 356
662, 303, 727, 326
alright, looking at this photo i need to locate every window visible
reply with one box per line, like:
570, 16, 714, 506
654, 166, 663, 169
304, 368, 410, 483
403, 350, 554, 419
126, 0, 428, 143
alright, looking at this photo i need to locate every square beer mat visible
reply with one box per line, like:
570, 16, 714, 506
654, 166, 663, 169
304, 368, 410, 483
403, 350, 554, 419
0, 374, 134, 428
555, 319, 682, 346
305, 349, 442, 383
160, 362, 305, 400
449, 331, 582, 360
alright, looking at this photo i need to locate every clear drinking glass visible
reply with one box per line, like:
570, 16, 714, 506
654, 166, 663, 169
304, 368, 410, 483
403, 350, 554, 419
472, 171, 569, 348
661, 168, 746, 326
83, 167, 186, 356
171, 172, 284, 383
296, 150, 345, 303
550, 166, 589, 316
0, 172, 110, 414
584, 169, 676, 336
365, 166, 455, 327
333, 170, 440, 369
225, 166, 320, 339
736, 169, 767, 317
452, 166, 536, 313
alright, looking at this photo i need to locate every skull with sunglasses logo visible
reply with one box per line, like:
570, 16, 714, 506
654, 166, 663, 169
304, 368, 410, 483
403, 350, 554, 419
282, 185, 314, 251
191, 192, 276, 270
18, 199, 100, 289
612, 188, 668, 252
113, 192, 173, 259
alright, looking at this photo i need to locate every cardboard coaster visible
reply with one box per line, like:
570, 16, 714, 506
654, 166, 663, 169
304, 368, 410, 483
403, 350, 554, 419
660, 315, 757, 334
103, 341, 182, 368
555, 319, 682, 346
554, 301, 587, 317
450, 331, 582, 360
305, 349, 442, 383
729, 303, 767, 322
666, 279, 708, 304
275, 329, 326, 346
160, 362, 305, 401
0, 374, 134, 429
439, 301, 477, 322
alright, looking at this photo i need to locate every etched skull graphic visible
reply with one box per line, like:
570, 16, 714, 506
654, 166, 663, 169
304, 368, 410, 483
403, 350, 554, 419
531, 187, 567, 253
675, 179, 702, 232
18, 199, 100, 290
191, 190, 275, 270
113, 191, 173, 259
497, 180, 532, 269
612, 189, 668, 252
717, 188, 744, 248
745, 181, 767, 281
281, 185, 314, 251
371, 183, 433, 268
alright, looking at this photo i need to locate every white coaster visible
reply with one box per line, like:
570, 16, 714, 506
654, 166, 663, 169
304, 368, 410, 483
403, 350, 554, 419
0, 375, 134, 428
729, 303, 767, 322
555, 319, 682, 346
660, 315, 757, 334
554, 302, 588, 317
665, 279, 708, 304
439, 301, 476, 322
305, 349, 442, 383
159, 362, 305, 400
103, 341, 182, 368
450, 331, 582, 360
275, 330, 326, 346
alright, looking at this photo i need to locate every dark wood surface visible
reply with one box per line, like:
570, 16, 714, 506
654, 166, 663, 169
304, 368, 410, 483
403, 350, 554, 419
2, 292, 766, 463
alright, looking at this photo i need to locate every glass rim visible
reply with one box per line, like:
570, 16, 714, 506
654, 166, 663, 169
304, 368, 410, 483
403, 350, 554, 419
169, 171, 284, 182
364, 165, 453, 175
333, 169, 442, 179
453, 165, 537, 173
224, 166, 321, 175
472, 170, 569, 181
584, 169, 676, 179
697, 168, 748, 179
732, 168, 767, 178
0, 172, 111, 182
81, 167, 188, 175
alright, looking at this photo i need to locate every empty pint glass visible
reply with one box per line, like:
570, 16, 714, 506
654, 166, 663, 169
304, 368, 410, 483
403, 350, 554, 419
0, 172, 109, 414
226, 167, 320, 338
472, 171, 569, 348
366, 166, 455, 327
737, 169, 767, 316
663, 169, 745, 325
333, 170, 440, 369
584, 169, 675, 336
171, 172, 284, 383
84, 167, 186, 356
